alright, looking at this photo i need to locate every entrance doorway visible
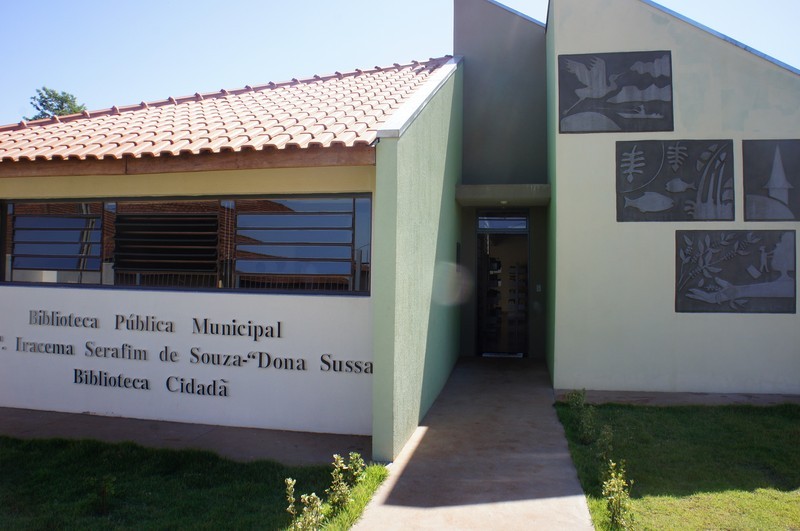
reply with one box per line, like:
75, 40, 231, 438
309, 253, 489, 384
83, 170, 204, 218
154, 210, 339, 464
476, 214, 529, 357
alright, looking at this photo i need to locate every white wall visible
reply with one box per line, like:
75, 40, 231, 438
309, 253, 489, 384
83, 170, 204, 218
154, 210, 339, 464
0, 286, 372, 434
550, 0, 800, 393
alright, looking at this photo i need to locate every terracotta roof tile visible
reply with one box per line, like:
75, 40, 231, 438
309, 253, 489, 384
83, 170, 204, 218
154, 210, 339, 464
309, 132, 335, 148
0, 55, 453, 163
202, 137, 229, 153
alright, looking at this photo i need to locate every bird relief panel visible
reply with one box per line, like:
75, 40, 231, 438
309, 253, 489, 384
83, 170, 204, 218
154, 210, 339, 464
559, 51, 673, 133
675, 230, 796, 313
743, 140, 800, 221
617, 140, 734, 221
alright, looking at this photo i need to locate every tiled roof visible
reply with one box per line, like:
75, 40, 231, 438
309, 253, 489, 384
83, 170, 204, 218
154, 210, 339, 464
0, 56, 452, 163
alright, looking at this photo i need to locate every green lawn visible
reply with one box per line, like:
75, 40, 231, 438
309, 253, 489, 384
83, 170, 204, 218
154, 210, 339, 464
556, 402, 800, 530
0, 436, 386, 530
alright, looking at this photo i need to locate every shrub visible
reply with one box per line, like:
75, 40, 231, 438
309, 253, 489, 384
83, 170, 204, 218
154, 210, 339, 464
564, 389, 598, 444
346, 451, 366, 485
578, 405, 598, 445
602, 460, 635, 530
293, 493, 324, 531
565, 388, 587, 409
594, 423, 614, 465
287, 452, 369, 529
326, 454, 351, 512
286, 477, 324, 531
285, 478, 297, 519
85, 474, 116, 515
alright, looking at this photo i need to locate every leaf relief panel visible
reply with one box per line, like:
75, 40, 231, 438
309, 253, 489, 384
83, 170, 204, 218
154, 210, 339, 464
675, 230, 796, 314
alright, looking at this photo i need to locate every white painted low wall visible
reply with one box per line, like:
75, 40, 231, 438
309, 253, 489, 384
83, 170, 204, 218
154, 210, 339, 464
0, 286, 373, 435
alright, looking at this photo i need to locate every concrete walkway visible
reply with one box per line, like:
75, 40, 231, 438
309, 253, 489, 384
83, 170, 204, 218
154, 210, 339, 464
354, 357, 593, 530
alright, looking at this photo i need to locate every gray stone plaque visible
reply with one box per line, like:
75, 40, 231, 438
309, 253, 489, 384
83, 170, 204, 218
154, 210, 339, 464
559, 51, 673, 133
675, 230, 796, 313
743, 140, 800, 221
617, 140, 734, 221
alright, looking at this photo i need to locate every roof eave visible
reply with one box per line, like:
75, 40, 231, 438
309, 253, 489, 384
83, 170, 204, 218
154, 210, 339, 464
0, 144, 375, 178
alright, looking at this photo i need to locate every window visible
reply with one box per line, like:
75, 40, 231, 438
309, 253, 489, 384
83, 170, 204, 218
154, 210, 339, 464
234, 198, 370, 292
5, 202, 104, 284
477, 214, 528, 233
2, 196, 371, 294
111, 200, 222, 288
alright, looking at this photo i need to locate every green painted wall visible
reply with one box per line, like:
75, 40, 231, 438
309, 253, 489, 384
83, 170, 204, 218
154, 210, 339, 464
454, 0, 550, 360
372, 67, 463, 462
454, 0, 547, 185
545, 5, 558, 382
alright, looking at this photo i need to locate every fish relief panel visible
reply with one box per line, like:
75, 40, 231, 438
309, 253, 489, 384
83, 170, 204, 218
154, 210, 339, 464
743, 140, 800, 221
675, 230, 796, 313
559, 51, 673, 133
617, 140, 734, 221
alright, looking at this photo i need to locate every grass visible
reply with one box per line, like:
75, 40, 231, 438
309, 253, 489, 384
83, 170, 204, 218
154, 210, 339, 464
0, 436, 387, 530
323, 465, 387, 530
556, 402, 800, 530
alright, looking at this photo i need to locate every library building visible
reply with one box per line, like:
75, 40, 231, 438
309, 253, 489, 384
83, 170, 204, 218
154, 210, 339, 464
0, 0, 797, 461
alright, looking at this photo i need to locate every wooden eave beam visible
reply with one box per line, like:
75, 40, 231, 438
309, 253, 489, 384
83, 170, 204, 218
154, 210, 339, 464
0, 144, 375, 178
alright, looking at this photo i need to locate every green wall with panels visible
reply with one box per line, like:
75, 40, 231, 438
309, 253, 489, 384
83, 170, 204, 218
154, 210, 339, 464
372, 66, 463, 462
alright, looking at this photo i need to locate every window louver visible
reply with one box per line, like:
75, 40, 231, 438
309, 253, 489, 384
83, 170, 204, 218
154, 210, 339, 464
114, 214, 218, 272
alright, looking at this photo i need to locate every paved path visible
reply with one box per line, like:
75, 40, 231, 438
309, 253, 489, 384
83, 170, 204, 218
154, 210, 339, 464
354, 358, 593, 530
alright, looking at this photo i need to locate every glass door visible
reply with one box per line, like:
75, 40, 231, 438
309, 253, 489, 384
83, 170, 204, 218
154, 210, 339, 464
476, 214, 529, 357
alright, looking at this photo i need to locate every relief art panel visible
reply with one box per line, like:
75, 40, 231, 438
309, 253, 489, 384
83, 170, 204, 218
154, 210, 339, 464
675, 230, 795, 313
617, 140, 734, 221
743, 140, 800, 221
559, 51, 673, 133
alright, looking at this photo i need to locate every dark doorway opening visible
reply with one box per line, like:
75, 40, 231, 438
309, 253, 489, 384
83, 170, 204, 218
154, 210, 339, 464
476, 214, 528, 357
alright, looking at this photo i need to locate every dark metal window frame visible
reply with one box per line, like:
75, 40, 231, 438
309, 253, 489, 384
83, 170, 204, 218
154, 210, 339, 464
0, 201, 7, 282
1, 194, 372, 295
10, 205, 103, 272
234, 196, 369, 292
477, 211, 529, 234
113, 204, 221, 289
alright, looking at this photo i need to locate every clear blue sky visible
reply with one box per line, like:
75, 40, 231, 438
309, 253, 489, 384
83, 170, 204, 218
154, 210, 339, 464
1, 0, 797, 126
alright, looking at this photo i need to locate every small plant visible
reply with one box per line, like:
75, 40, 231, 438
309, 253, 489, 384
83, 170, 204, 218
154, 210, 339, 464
602, 460, 635, 530
326, 454, 351, 511
594, 424, 614, 465
578, 405, 598, 445
565, 388, 587, 409
346, 451, 366, 485
85, 474, 116, 515
564, 388, 597, 445
285, 478, 297, 520
286, 452, 369, 530
293, 493, 324, 531
286, 477, 324, 531
325, 452, 367, 512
